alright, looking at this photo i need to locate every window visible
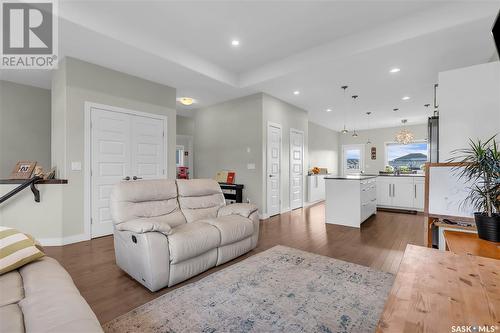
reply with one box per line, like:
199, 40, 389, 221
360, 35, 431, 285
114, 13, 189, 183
386, 142, 428, 171
342, 144, 364, 175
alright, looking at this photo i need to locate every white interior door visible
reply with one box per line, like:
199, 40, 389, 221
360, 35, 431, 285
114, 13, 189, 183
267, 123, 281, 217
91, 107, 165, 238
132, 115, 165, 180
290, 129, 304, 210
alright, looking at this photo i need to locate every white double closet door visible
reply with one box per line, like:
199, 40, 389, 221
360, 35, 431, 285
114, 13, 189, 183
91, 106, 166, 238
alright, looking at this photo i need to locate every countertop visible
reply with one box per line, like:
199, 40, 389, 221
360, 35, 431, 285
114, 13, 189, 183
324, 175, 378, 180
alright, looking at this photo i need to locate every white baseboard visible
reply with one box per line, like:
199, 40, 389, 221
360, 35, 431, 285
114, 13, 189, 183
258, 213, 269, 220
280, 207, 291, 214
304, 200, 325, 207
38, 233, 89, 246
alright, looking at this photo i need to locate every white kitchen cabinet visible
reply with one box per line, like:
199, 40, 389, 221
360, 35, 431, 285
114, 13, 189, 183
376, 177, 392, 206
414, 178, 425, 211
307, 174, 327, 203
325, 176, 377, 228
391, 178, 415, 208
376, 176, 425, 211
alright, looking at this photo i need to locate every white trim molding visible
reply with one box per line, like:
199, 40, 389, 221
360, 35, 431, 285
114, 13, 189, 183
38, 233, 88, 246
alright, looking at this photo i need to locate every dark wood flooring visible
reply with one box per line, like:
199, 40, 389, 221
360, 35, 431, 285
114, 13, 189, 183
45, 203, 425, 324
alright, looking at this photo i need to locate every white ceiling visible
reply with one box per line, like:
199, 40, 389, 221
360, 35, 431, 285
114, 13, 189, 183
1, 1, 499, 130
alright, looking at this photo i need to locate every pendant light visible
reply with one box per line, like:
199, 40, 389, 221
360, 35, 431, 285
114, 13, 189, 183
395, 119, 415, 145
366, 112, 372, 144
341, 85, 348, 134
351, 95, 359, 137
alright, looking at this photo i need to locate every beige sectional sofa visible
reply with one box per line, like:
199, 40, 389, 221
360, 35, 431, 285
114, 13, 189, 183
0, 256, 102, 333
110, 179, 259, 291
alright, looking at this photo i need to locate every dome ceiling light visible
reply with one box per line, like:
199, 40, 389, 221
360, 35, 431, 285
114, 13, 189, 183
177, 97, 195, 106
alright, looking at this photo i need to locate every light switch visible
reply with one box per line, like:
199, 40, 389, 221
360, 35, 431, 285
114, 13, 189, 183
246, 147, 251, 153
71, 161, 82, 171
247, 163, 256, 170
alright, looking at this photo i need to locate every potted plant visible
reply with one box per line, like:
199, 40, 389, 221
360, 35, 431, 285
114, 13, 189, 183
449, 135, 500, 242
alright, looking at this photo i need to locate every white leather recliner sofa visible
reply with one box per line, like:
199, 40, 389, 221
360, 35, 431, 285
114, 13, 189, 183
0, 256, 103, 333
110, 179, 259, 291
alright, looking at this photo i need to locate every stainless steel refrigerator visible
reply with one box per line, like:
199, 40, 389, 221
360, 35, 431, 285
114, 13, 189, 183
427, 116, 439, 163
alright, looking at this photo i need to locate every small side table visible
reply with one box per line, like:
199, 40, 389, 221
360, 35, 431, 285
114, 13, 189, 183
444, 230, 500, 260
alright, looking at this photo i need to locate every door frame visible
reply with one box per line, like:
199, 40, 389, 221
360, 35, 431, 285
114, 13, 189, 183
83, 102, 168, 239
289, 128, 304, 210
342, 144, 365, 175
266, 121, 282, 217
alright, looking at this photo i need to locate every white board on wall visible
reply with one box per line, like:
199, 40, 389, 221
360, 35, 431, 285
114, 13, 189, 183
428, 165, 475, 218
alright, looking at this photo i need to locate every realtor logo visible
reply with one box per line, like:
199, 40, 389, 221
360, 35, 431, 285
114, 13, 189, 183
1, 0, 58, 69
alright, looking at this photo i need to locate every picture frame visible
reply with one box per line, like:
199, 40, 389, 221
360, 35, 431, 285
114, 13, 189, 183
10, 161, 37, 179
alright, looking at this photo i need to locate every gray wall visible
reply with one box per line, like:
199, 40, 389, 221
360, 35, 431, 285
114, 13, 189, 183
262, 94, 308, 213
308, 121, 340, 174
52, 57, 177, 237
0, 81, 51, 178
194, 94, 264, 211
176, 115, 195, 136
338, 123, 427, 174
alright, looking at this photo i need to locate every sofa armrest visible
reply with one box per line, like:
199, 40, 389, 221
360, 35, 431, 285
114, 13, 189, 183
217, 203, 258, 219
115, 218, 172, 235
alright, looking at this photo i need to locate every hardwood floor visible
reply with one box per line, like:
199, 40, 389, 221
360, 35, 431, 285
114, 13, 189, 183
45, 203, 424, 324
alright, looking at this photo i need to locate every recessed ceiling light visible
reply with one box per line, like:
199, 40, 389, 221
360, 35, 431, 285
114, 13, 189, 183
326, 108, 332, 112
402, 96, 410, 100
390, 68, 401, 73
293, 90, 300, 95
231, 40, 240, 46
177, 97, 195, 106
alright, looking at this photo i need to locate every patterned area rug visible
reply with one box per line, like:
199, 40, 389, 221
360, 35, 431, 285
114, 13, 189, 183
103, 245, 394, 333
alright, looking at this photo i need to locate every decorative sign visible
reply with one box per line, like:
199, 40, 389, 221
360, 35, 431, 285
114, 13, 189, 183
10, 161, 37, 179
215, 170, 236, 184
371, 147, 377, 160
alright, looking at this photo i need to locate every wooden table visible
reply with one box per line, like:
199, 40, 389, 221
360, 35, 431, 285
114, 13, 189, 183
377, 244, 500, 333
444, 230, 500, 260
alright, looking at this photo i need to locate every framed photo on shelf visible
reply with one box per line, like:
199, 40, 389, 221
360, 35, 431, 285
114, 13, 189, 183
10, 161, 37, 179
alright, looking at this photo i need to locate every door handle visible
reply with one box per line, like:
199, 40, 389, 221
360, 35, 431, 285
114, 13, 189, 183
392, 184, 395, 197
414, 184, 417, 198
133, 176, 143, 180
123, 176, 130, 181
389, 183, 391, 197
269, 175, 275, 178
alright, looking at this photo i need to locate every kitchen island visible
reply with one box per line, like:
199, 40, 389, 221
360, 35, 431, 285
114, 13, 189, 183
325, 175, 377, 228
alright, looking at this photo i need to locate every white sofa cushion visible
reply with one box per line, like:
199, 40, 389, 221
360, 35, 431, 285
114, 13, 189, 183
176, 179, 226, 223
110, 179, 186, 228
202, 215, 254, 246
167, 222, 220, 264
218, 203, 258, 219
18, 257, 103, 333
0, 270, 23, 307
115, 218, 172, 235
0, 304, 23, 333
